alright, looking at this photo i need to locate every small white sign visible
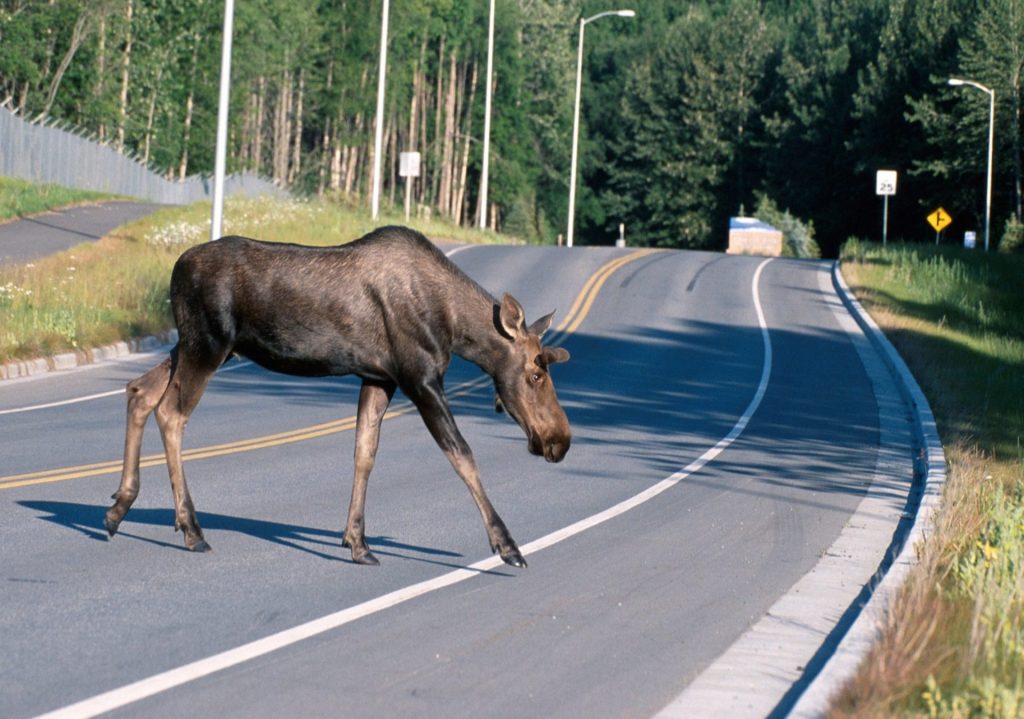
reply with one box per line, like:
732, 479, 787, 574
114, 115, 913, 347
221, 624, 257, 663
964, 231, 977, 249
876, 169, 897, 196
399, 151, 421, 178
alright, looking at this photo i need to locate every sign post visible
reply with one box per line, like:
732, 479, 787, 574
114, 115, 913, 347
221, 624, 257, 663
926, 207, 952, 244
399, 151, 421, 222
875, 170, 897, 245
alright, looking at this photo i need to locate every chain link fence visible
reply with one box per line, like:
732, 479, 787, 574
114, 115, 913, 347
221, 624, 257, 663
0, 106, 283, 204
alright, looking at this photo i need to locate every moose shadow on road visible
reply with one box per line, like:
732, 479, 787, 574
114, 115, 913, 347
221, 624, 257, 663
15, 499, 499, 573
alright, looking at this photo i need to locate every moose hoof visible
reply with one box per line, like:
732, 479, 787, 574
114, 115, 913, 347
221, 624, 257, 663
500, 549, 527, 569
104, 514, 121, 538
352, 551, 380, 566
187, 538, 213, 553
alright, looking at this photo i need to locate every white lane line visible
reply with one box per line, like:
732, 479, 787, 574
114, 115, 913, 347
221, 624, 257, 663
33, 257, 773, 719
0, 361, 252, 416
0, 389, 124, 415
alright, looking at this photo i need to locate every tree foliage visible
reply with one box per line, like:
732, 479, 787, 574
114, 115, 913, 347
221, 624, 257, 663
0, 0, 1021, 253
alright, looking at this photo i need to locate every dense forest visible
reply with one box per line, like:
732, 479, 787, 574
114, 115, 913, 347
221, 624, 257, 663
1, 0, 1022, 256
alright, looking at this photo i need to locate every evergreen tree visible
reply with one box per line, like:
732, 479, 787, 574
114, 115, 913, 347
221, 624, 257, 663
848, 0, 968, 243
762, 0, 886, 256
611, 0, 773, 249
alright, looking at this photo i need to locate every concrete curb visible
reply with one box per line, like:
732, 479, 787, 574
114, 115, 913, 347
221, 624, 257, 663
0, 330, 178, 380
786, 262, 947, 716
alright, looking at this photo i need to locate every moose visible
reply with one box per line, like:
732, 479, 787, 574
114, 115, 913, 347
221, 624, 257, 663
105, 226, 571, 568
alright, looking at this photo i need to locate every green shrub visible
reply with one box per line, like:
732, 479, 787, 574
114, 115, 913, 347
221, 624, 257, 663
999, 215, 1024, 254
753, 194, 821, 258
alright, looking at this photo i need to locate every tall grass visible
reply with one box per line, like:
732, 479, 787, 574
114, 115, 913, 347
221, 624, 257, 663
0, 195, 514, 364
0, 176, 119, 220
832, 240, 1024, 718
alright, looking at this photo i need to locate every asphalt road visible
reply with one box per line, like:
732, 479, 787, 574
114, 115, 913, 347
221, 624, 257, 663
0, 202, 165, 264
0, 244, 915, 718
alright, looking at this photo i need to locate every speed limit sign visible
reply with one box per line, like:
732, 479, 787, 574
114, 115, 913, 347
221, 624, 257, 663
876, 170, 898, 196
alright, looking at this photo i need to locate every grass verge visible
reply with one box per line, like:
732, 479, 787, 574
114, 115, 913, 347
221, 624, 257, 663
830, 239, 1024, 718
0, 176, 120, 221
0, 195, 515, 364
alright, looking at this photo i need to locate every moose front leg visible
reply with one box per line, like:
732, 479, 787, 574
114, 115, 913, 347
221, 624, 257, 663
409, 377, 526, 568
445, 448, 526, 568
343, 379, 396, 565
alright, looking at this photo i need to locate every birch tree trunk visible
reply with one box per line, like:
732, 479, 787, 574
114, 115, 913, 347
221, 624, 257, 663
318, 60, 334, 196
289, 68, 305, 185
454, 58, 478, 225
439, 50, 457, 219
387, 113, 397, 207
94, 14, 107, 140
39, 11, 91, 119
142, 62, 164, 163
344, 111, 364, 196
418, 56, 430, 206
273, 68, 292, 184
179, 40, 199, 179
431, 37, 445, 208
116, 0, 133, 152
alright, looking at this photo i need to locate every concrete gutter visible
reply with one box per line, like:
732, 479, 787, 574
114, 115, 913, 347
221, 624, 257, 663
785, 263, 947, 716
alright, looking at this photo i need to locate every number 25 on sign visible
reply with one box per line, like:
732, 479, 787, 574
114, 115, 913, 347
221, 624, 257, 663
927, 207, 952, 243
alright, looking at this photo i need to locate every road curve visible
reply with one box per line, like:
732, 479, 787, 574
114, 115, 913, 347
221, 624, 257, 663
0, 244, 916, 719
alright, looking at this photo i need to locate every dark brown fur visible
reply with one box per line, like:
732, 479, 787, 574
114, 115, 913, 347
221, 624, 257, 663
106, 226, 571, 567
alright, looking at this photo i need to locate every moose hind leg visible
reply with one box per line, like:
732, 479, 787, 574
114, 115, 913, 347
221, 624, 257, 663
106, 356, 173, 538
343, 379, 396, 565
154, 353, 221, 552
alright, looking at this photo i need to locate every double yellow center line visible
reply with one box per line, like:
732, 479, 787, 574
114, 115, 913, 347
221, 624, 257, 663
1, 248, 657, 490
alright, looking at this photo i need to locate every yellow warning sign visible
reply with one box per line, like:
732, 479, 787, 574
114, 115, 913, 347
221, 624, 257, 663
927, 207, 952, 232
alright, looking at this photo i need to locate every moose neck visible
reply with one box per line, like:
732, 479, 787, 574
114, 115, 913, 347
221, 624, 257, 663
450, 283, 513, 379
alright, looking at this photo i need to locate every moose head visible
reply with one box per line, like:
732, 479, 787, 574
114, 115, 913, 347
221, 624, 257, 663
492, 293, 571, 463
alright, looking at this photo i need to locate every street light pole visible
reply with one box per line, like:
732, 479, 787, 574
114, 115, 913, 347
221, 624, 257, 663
566, 9, 635, 248
210, 0, 235, 242
949, 77, 995, 251
479, 0, 495, 229
371, 0, 390, 220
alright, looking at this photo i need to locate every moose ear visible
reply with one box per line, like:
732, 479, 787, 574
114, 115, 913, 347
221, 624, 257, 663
498, 293, 526, 339
527, 311, 555, 338
542, 347, 570, 365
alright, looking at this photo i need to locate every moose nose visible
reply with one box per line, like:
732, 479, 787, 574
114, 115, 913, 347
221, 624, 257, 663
543, 437, 570, 463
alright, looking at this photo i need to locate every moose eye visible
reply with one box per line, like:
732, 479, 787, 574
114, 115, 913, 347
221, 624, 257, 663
529, 372, 544, 385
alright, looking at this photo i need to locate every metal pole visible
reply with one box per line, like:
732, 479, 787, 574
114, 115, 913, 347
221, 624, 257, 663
479, 0, 495, 229
566, 18, 585, 248
882, 194, 889, 246
949, 78, 995, 251
404, 175, 411, 222
210, 0, 234, 242
371, 0, 389, 220
984, 88, 994, 251
565, 10, 634, 248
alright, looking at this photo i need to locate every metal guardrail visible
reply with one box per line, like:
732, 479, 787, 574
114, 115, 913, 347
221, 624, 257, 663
0, 106, 283, 204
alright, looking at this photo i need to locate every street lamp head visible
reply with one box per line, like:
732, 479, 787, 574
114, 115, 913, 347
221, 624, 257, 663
947, 77, 994, 96
583, 9, 636, 25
